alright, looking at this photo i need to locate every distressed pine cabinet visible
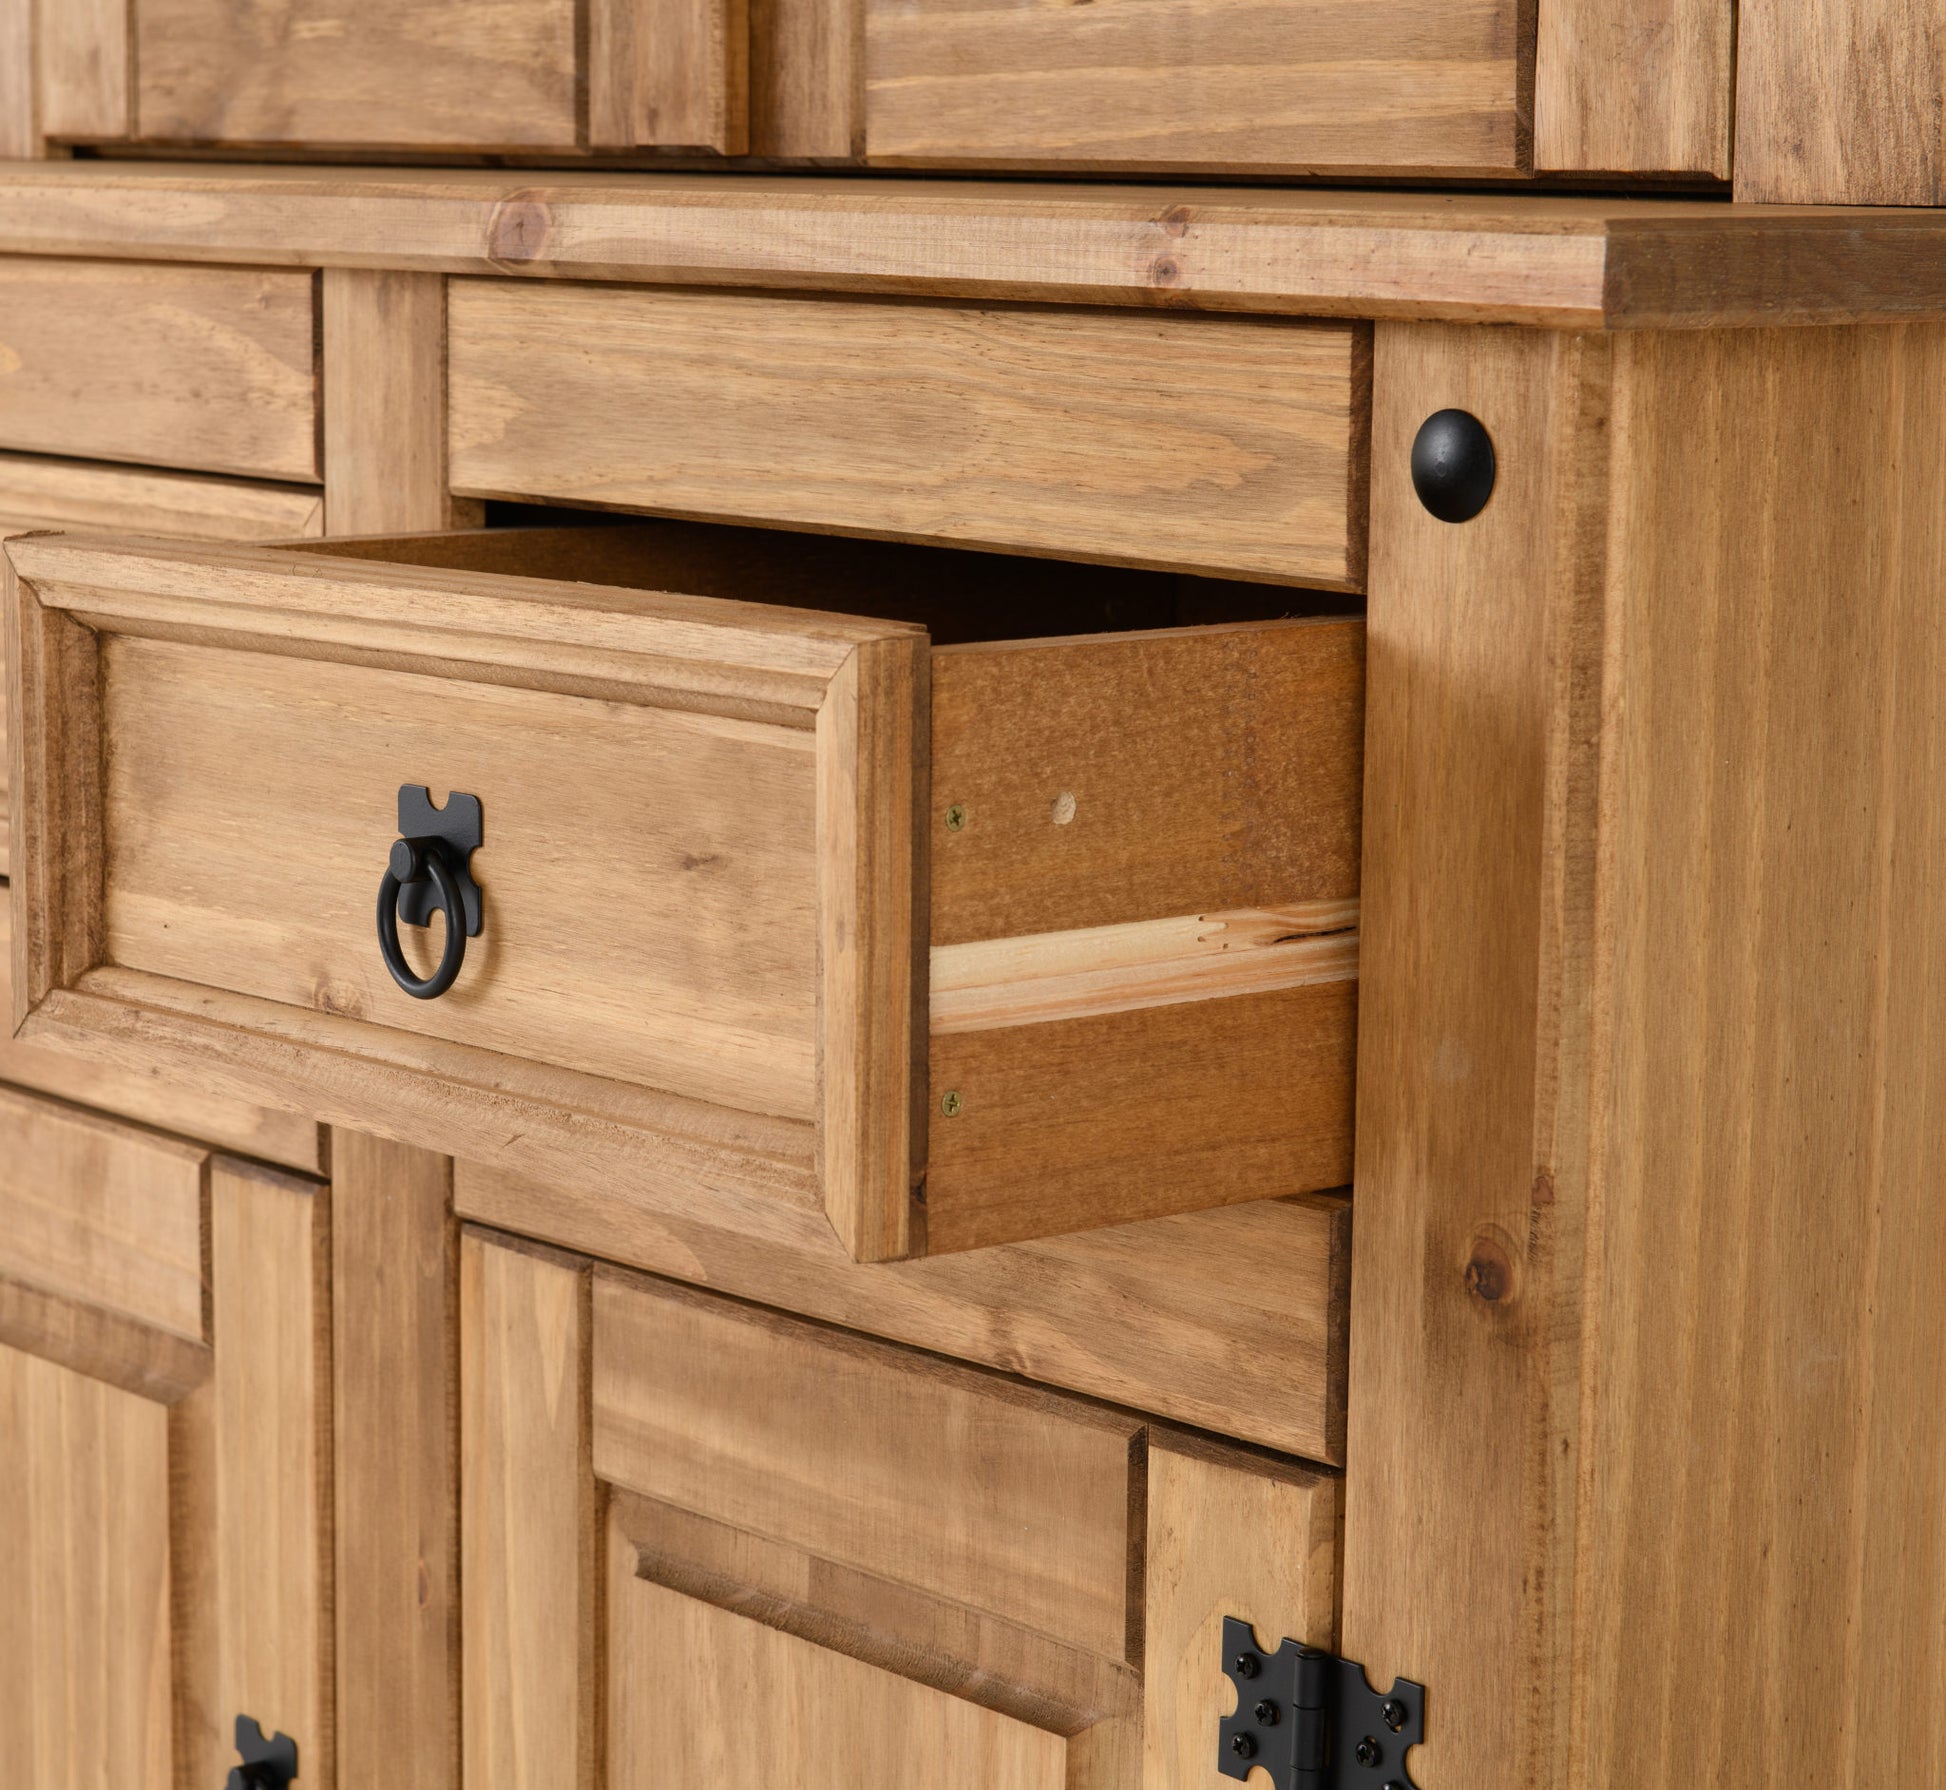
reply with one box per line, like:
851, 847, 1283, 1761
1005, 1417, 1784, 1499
4, 161, 1946, 1790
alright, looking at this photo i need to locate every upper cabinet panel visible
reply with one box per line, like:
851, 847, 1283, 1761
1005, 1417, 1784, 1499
18, 0, 1739, 177
134, 0, 584, 150
862, 0, 1525, 176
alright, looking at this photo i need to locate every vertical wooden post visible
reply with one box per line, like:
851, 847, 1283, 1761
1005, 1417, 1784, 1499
1344, 320, 1946, 1787
321, 269, 473, 538
332, 1130, 459, 1790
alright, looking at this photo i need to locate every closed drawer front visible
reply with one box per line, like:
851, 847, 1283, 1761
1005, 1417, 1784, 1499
864, 0, 1525, 174
0, 261, 320, 482
7, 519, 1360, 1266
0, 452, 326, 881
462, 1233, 1342, 1788
448, 283, 1370, 591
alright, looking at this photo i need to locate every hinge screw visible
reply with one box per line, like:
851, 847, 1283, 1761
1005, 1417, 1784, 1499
1355, 1736, 1383, 1768
1253, 1701, 1279, 1726
940, 1090, 963, 1117
1233, 1652, 1260, 1679
944, 803, 967, 832
1381, 1699, 1409, 1733
1230, 1734, 1257, 1761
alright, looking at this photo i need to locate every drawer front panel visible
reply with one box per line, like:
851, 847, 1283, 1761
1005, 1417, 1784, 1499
447, 283, 1368, 588
0, 1083, 209, 1348
0, 261, 319, 482
10, 532, 920, 1258
1, 455, 326, 882
101, 632, 825, 1121
864, 0, 1523, 175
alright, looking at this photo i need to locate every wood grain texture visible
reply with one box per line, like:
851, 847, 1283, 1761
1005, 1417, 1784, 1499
13, 167, 1946, 329
749, 0, 855, 155
134, 0, 580, 149
0, 458, 325, 540
611, 1489, 1140, 1782
0, 1344, 173, 1790
590, 0, 750, 151
931, 620, 1364, 944
332, 1130, 457, 1790
36, 0, 131, 142
817, 634, 924, 1261
0, 260, 319, 482
0, 1270, 210, 1404
1143, 1434, 1340, 1789
0, 901, 326, 1172
171, 1157, 333, 1790
447, 282, 1367, 586
1736, 0, 1945, 203
925, 975, 1355, 1253
0, 1082, 209, 1347
608, 1550, 1068, 1790
461, 1233, 599, 1790
0, 0, 36, 158
931, 905, 1357, 1032
1, 463, 321, 880
593, 1270, 1144, 1659
1534, 0, 1733, 177
322, 270, 470, 536
1346, 320, 1946, 1789
462, 1167, 1349, 1463
864, 0, 1525, 176
1345, 320, 1606, 1790
8, 530, 916, 1249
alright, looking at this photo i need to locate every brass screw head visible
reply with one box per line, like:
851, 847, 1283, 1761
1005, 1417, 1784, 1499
940, 1090, 963, 1117
944, 803, 967, 832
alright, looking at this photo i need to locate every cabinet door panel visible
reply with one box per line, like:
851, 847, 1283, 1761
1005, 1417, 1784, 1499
0, 1112, 330, 1790
461, 1229, 1340, 1790
608, 1558, 1069, 1790
0, 1344, 174, 1790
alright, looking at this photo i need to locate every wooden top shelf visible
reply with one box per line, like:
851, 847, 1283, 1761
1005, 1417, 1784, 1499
1, 163, 1945, 329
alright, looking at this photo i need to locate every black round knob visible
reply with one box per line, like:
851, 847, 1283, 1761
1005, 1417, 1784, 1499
1411, 408, 1496, 522
377, 839, 468, 1000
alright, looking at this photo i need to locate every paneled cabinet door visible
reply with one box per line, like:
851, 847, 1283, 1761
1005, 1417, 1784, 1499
0, 1095, 331, 1790
460, 1229, 1341, 1789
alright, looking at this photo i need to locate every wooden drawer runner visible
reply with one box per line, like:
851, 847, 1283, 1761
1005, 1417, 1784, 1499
447, 283, 1370, 590
1, 452, 326, 881
462, 1233, 1342, 1789
7, 521, 1360, 1264
0, 261, 320, 482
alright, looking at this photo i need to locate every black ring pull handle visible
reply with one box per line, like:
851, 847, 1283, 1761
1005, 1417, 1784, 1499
376, 786, 485, 1002
378, 840, 468, 1000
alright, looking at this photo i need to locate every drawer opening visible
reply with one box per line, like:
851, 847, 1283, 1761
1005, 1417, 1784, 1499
288, 507, 1362, 644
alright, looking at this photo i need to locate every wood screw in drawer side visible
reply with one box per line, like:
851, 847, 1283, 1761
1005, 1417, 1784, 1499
939, 1090, 963, 1117
944, 803, 967, 832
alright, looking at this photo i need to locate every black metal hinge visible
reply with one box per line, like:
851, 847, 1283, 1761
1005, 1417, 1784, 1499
226, 1714, 298, 1789
1218, 1616, 1425, 1790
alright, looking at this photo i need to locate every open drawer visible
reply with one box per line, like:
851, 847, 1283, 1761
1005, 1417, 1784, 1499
5, 521, 1361, 1262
